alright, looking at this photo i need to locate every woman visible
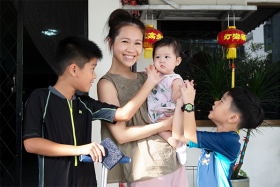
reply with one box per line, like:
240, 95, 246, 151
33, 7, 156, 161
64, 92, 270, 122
97, 9, 188, 187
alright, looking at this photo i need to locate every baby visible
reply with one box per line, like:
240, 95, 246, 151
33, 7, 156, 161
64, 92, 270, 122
147, 36, 189, 165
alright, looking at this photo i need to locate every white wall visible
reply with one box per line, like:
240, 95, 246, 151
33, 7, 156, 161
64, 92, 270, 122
238, 127, 280, 187
244, 23, 268, 60
88, 1, 121, 186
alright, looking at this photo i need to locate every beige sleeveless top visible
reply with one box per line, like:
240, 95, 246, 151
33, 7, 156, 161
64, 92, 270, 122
100, 72, 181, 183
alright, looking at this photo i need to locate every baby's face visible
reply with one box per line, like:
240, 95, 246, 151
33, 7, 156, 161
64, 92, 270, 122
153, 45, 181, 75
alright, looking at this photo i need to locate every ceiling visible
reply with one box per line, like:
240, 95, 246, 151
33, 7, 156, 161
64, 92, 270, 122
122, 1, 280, 34
123, 4, 257, 22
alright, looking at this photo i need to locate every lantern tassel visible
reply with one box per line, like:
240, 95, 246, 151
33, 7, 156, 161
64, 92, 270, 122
231, 61, 235, 88
226, 48, 237, 59
144, 48, 153, 59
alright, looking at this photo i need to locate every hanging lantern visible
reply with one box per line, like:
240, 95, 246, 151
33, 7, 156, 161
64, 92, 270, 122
143, 25, 163, 59
217, 26, 246, 59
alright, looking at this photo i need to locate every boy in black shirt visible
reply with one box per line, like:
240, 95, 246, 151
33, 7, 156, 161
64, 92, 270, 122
23, 36, 166, 187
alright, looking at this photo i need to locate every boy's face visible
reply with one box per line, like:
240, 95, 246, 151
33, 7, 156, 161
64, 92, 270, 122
75, 58, 97, 92
153, 45, 181, 75
208, 92, 234, 125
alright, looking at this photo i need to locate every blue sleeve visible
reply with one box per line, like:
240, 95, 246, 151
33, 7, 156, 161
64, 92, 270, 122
190, 131, 241, 162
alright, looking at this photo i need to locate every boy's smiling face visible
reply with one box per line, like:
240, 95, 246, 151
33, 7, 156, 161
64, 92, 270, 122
208, 92, 234, 126
75, 58, 97, 92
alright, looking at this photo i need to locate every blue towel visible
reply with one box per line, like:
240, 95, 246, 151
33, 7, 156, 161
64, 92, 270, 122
79, 138, 125, 170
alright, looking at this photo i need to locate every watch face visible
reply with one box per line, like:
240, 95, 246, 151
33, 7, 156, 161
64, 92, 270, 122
186, 104, 193, 111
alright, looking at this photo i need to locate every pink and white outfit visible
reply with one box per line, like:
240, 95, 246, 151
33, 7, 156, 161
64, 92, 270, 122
147, 74, 183, 122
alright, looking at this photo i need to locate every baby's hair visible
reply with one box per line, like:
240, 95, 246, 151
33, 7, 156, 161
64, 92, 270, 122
105, 9, 145, 48
54, 35, 102, 76
227, 87, 264, 130
153, 36, 182, 58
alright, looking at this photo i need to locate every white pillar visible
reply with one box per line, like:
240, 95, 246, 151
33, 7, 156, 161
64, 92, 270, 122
88, 1, 121, 186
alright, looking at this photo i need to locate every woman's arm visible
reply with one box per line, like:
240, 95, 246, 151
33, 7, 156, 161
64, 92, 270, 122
97, 78, 172, 144
113, 66, 164, 122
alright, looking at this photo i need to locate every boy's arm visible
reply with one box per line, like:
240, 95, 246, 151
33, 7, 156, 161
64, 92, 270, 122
23, 138, 105, 163
172, 96, 189, 144
180, 80, 198, 144
110, 66, 163, 122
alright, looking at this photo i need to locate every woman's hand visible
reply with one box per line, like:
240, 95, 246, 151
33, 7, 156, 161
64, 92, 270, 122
156, 114, 173, 131
145, 65, 164, 86
161, 115, 173, 131
77, 143, 105, 163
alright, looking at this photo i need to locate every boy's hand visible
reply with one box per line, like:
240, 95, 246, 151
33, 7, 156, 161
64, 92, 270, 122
179, 80, 196, 104
183, 79, 195, 88
78, 142, 105, 163
145, 65, 164, 86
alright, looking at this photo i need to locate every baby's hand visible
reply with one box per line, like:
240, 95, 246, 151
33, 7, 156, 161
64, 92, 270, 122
145, 65, 164, 86
179, 80, 196, 104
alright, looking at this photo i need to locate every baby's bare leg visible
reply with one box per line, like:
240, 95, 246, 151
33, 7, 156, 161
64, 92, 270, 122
158, 131, 183, 149
158, 131, 187, 165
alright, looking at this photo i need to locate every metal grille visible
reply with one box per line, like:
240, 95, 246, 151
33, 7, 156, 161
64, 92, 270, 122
0, 0, 21, 185
185, 166, 197, 187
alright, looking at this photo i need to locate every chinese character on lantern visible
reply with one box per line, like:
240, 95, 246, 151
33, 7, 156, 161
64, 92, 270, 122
143, 25, 163, 59
217, 26, 246, 59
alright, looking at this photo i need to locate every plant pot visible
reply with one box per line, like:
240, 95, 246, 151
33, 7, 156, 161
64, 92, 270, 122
231, 177, 249, 187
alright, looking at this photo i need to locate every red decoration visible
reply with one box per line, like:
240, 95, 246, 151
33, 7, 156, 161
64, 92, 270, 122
130, 0, 137, 5
143, 25, 163, 59
121, 0, 130, 5
217, 26, 246, 59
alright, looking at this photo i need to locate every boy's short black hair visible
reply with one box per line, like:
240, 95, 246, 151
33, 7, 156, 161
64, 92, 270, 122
227, 87, 264, 130
54, 36, 102, 76
152, 36, 182, 58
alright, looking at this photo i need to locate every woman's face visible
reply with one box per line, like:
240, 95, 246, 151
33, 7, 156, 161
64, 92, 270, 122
111, 25, 143, 68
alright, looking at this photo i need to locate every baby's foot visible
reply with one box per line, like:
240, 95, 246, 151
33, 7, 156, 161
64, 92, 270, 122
176, 143, 187, 165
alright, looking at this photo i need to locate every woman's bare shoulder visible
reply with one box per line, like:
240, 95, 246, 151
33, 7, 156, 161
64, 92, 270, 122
97, 78, 119, 104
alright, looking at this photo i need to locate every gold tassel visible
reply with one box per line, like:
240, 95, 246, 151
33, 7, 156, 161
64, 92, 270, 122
226, 48, 237, 59
144, 48, 153, 59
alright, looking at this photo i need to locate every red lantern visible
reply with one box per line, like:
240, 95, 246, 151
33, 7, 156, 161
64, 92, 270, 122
217, 26, 246, 59
143, 25, 163, 59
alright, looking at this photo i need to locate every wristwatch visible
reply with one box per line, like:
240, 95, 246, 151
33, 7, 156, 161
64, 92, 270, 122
181, 103, 195, 112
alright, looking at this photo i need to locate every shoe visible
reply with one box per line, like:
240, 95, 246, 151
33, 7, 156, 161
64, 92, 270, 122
176, 143, 187, 165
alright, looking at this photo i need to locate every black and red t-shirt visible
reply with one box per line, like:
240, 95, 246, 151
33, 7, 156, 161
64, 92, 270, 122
23, 87, 118, 187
